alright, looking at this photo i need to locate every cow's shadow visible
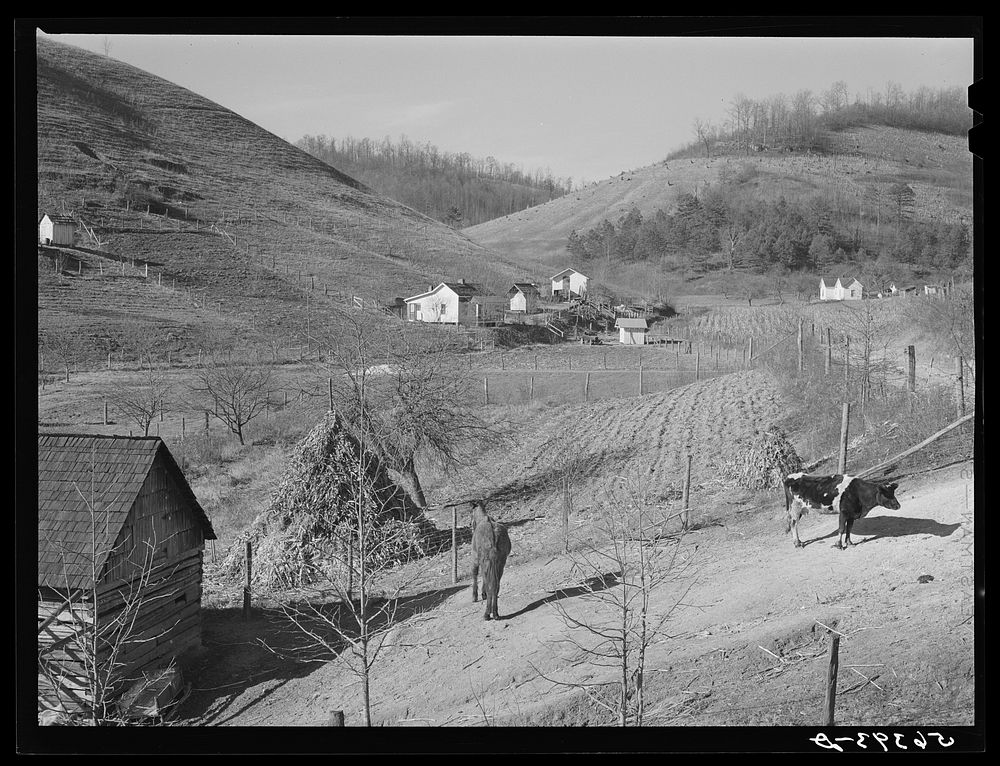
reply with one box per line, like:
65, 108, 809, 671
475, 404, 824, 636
500, 571, 622, 620
802, 516, 962, 547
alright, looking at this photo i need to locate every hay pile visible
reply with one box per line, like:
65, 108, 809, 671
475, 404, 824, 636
221, 411, 437, 590
718, 427, 802, 491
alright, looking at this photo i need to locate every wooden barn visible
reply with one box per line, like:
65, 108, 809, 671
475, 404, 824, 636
37, 434, 216, 718
38, 213, 77, 246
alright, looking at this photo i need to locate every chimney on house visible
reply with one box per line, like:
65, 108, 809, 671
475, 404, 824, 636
428, 284, 434, 292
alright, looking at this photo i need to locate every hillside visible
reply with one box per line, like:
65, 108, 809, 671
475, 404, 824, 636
171, 368, 974, 728
35, 36, 531, 361
464, 126, 973, 293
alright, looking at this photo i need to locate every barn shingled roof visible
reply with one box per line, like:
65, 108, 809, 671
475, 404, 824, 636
40, 214, 76, 225
38, 434, 215, 590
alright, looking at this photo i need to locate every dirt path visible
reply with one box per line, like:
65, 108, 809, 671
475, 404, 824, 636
181, 461, 974, 727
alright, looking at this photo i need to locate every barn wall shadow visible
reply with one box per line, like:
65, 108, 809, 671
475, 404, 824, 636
179, 584, 466, 725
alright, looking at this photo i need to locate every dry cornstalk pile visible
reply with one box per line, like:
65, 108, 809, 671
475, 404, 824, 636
220, 411, 436, 590
718, 427, 802, 491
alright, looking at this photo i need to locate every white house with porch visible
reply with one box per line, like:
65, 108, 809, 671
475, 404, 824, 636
615, 318, 648, 345
819, 276, 863, 301
550, 268, 589, 299
404, 280, 503, 326
38, 213, 77, 246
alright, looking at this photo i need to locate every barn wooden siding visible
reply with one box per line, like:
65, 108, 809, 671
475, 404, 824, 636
37, 435, 214, 717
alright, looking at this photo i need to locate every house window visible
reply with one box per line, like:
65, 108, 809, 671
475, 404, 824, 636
440, 303, 447, 316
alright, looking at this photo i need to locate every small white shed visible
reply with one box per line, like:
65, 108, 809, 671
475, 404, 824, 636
551, 268, 589, 299
39, 214, 77, 246
507, 283, 540, 313
615, 318, 648, 345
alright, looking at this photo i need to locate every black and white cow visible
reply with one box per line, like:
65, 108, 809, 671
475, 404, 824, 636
783, 472, 901, 549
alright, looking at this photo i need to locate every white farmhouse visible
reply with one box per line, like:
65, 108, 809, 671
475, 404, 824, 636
38, 213, 77, 246
404, 280, 503, 326
506, 283, 540, 313
550, 268, 589, 299
615, 317, 648, 345
819, 276, 864, 301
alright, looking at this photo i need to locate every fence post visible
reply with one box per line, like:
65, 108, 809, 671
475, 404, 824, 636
825, 328, 832, 376
906, 345, 916, 393
452, 505, 459, 584
797, 318, 804, 373
529, 375, 534, 402
205, 410, 209, 431
844, 336, 850, 395
638, 364, 643, 395
484, 376, 489, 405
824, 633, 841, 726
747, 337, 754, 370
242, 540, 252, 620
103, 400, 108, 425
329, 378, 334, 411
695, 352, 700, 381
838, 402, 850, 474
562, 478, 571, 553
584, 371, 590, 402
956, 356, 965, 418
682, 454, 693, 531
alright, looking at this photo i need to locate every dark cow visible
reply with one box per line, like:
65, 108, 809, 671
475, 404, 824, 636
783, 472, 900, 550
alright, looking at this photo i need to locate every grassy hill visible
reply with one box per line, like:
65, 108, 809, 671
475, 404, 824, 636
464, 125, 973, 296
35, 36, 532, 362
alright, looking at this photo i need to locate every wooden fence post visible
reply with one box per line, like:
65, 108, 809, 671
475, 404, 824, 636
838, 403, 850, 474
825, 328, 832, 376
695, 352, 700, 381
824, 633, 841, 726
103, 400, 108, 425
584, 371, 591, 402
797, 318, 804, 373
452, 506, 459, 584
242, 540, 252, 620
329, 378, 334, 411
638, 364, 643, 395
956, 356, 965, 418
682, 454, 693, 531
529, 375, 534, 402
484, 376, 489, 405
844, 336, 850, 394
747, 337, 754, 369
205, 411, 209, 431
562, 478, 571, 553
906, 345, 916, 393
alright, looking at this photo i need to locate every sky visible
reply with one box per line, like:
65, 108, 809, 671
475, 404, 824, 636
38, 26, 976, 188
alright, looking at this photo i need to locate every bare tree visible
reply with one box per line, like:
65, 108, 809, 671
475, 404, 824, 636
533, 472, 697, 726
113, 366, 173, 436
833, 301, 901, 418
692, 118, 716, 158
262, 389, 433, 726
319, 309, 511, 508
192, 349, 273, 445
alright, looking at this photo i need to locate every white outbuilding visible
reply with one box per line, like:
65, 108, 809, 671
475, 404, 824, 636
615, 318, 648, 345
550, 268, 589, 299
38, 214, 77, 246
506, 283, 540, 313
